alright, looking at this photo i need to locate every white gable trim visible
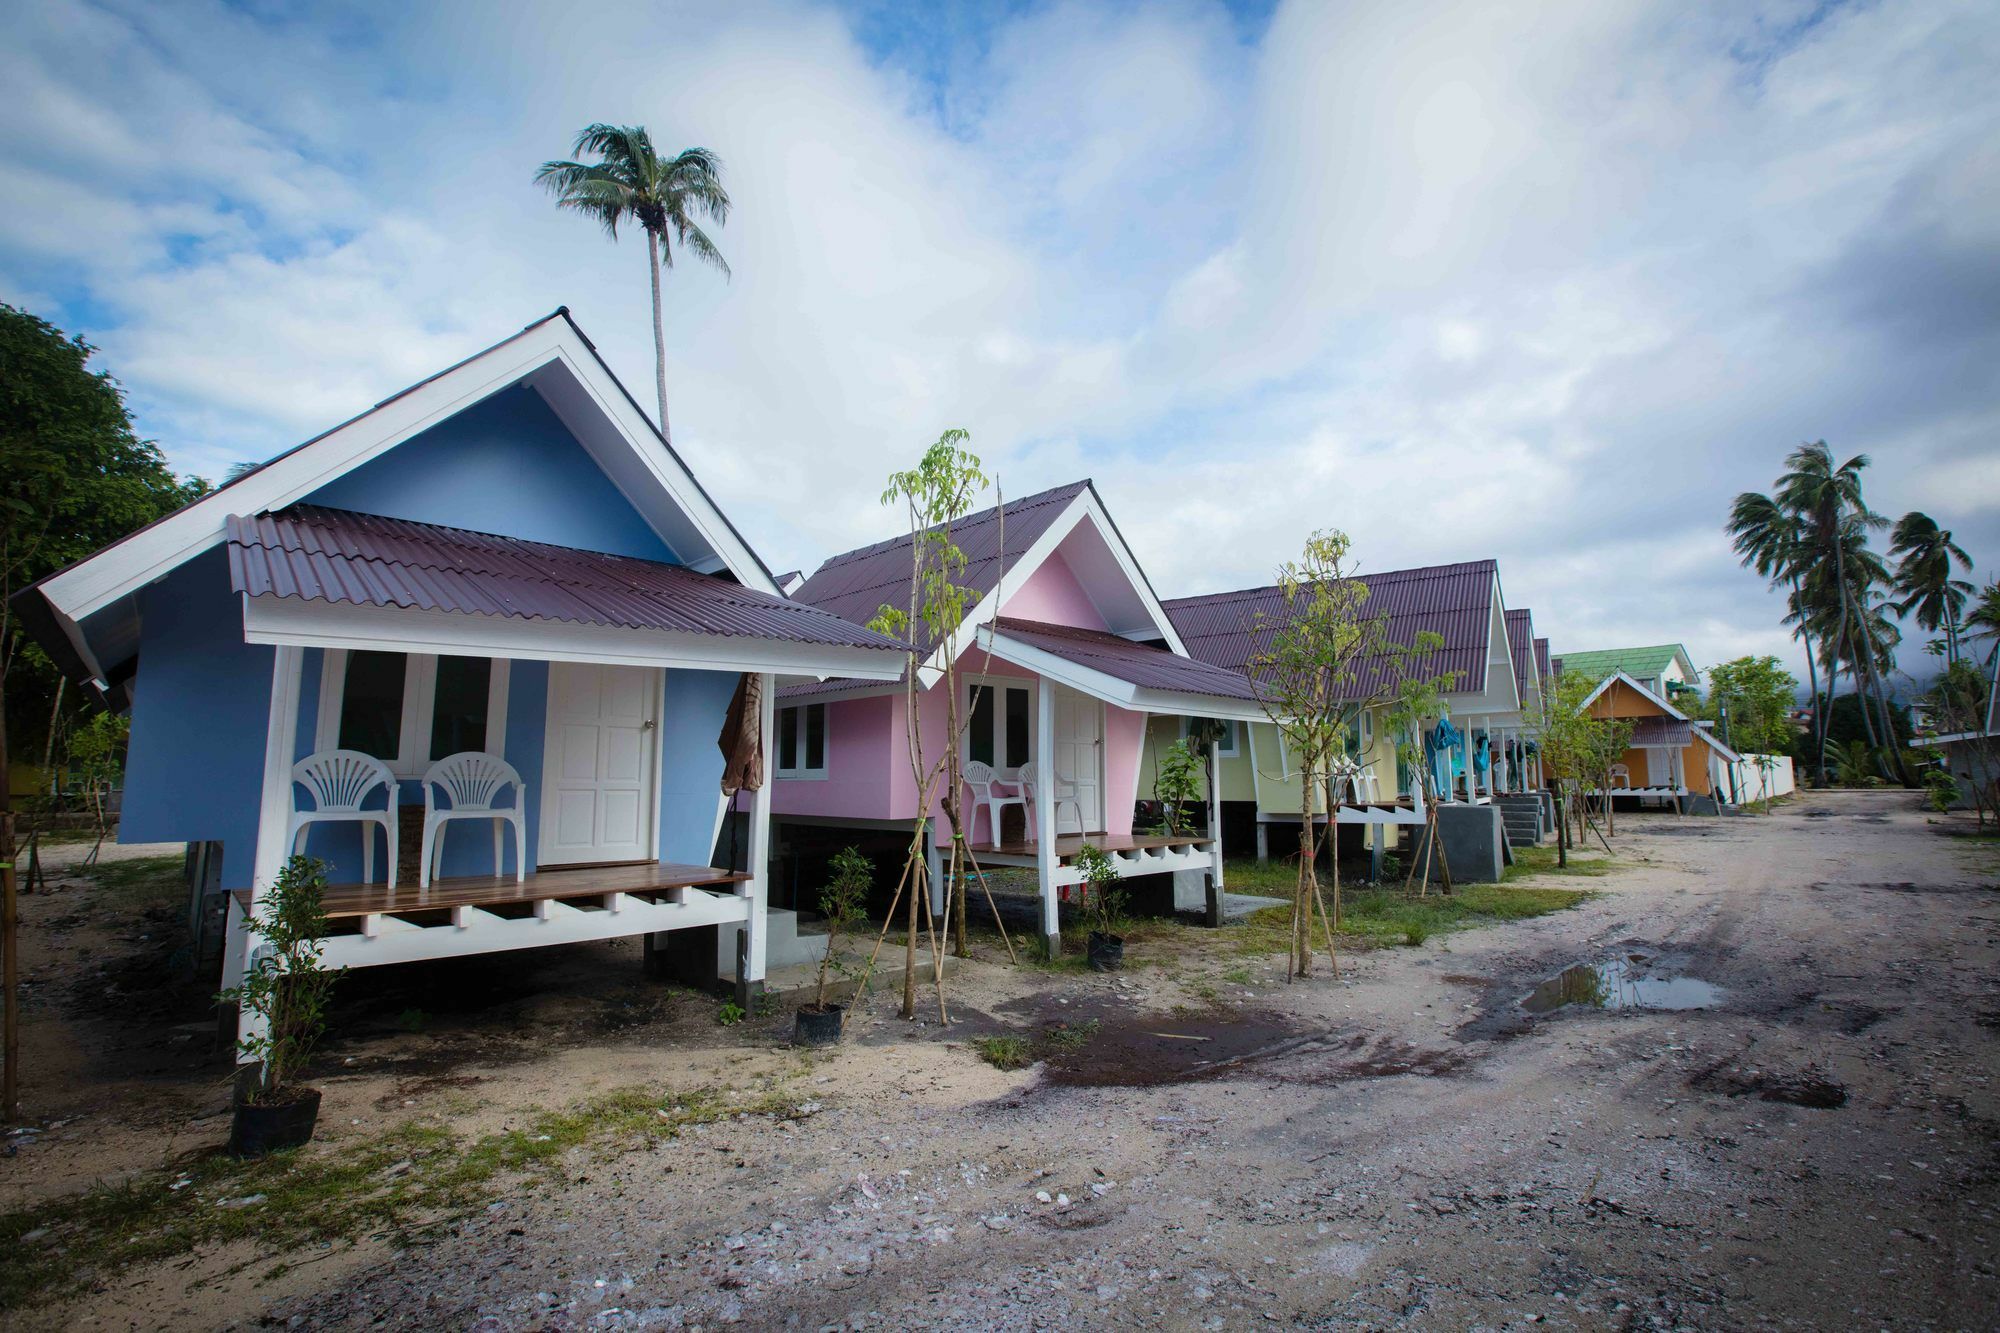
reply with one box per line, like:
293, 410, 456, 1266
37, 314, 776, 627
979, 628, 1267, 723
1579, 669, 1690, 719
920, 486, 1187, 687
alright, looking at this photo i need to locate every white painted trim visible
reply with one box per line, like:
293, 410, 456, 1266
774, 700, 830, 780
316, 887, 752, 969
977, 627, 1265, 722
917, 488, 1191, 688
1578, 669, 1689, 719
314, 648, 513, 778
744, 672, 775, 983
39, 318, 777, 625
243, 595, 903, 680
1035, 683, 1058, 941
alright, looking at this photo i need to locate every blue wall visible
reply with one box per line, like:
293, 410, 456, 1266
658, 669, 738, 865
122, 548, 274, 892
117, 386, 752, 890
305, 385, 680, 562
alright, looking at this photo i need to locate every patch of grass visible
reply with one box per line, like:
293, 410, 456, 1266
73, 853, 187, 909
1224, 874, 1590, 956
1220, 966, 1254, 986
1500, 845, 1616, 883
972, 1018, 1100, 1071
1039, 1018, 1099, 1052
974, 1035, 1032, 1070
0, 1085, 789, 1313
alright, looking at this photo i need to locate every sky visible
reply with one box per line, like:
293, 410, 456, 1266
3, 0, 1997, 687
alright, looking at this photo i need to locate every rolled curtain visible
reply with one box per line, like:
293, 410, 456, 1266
717, 673, 765, 795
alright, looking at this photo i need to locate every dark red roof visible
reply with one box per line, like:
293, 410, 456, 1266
1164, 560, 1498, 700
990, 618, 1260, 702
1627, 718, 1693, 746
1534, 637, 1552, 683
792, 481, 1091, 650
227, 506, 903, 652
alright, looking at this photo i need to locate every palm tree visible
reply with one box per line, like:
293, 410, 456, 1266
1889, 512, 1974, 664
536, 125, 731, 442
1728, 490, 1825, 781
1774, 441, 1906, 782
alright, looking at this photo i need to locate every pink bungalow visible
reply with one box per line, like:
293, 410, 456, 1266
770, 481, 1264, 956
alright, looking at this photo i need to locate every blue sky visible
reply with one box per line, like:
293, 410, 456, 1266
3, 0, 1997, 684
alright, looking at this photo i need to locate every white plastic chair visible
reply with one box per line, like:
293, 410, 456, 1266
962, 760, 1027, 847
420, 752, 528, 888
290, 750, 398, 888
1019, 761, 1085, 838
1608, 763, 1632, 789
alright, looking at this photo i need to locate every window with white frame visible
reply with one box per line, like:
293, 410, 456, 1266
1359, 709, 1374, 750
1181, 717, 1238, 757
967, 680, 1032, 773
776, 702, 827, 779
316, 650, 511, 777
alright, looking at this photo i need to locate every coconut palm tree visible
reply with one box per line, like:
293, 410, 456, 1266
1773, 441, 1906, 781
1889, 512, 1974, 664
1728, 490, 1826, 781
536, 125, 731, 442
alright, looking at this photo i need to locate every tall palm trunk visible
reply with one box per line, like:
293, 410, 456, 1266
646, 229, 670, 442
1790, 576, 1824, 784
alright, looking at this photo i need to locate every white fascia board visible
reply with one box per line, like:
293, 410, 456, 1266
1692, 727, 1742, 763
923, 491, 1188, 682
776, 679, 908, 706
41, 320, 776, 627
242, 596, 904, 680
1579, 669, 1689, 719
525, 332, 774, 593
980, 629, 1265, 721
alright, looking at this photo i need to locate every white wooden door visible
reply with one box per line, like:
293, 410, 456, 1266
539, 662, 657, 866
1051, 685, 1103, 834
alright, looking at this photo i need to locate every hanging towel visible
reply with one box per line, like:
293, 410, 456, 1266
718, 673, 766, 795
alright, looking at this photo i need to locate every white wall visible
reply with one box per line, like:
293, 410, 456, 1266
1726, 754, 1795, 804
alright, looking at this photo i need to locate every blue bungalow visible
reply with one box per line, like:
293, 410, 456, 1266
13, 309, 902, 1061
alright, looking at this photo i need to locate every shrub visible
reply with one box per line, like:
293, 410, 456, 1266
218, 855, 340, 1101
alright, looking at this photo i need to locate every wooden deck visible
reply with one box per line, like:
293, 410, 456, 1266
232, 861, 751, 920
973, 832, 1214, 858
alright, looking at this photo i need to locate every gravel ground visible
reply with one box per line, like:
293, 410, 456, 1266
243, 790, 1999, 1331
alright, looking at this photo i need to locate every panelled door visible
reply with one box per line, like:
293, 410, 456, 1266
1051, 684, 1104, 835
539, 662, 657, 866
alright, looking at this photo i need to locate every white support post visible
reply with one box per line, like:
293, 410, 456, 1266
236, 645, 304, 1070
741, 672, 774, 997
1036, 681, 1059, 957
926, 821, 945, 917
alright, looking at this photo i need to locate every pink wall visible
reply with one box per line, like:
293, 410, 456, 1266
999, 549, 1107, 630
776, 547, 1151, 839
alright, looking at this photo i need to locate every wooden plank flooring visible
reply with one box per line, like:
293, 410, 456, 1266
974, 832, 1214, 858
231, 861, 751, 920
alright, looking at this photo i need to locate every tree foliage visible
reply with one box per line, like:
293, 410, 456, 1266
1688, 655, 1799, 757
219, 855, 341, 1099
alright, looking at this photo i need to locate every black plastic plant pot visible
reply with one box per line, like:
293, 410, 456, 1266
794, 1004, 845, 1047
229, 1086, 322, 1158
1087, 931, 1125, 972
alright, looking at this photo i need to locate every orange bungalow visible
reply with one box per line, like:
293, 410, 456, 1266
1577, 670, 1743, 811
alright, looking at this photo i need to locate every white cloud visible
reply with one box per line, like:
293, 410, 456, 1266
2, 0, 1997, 690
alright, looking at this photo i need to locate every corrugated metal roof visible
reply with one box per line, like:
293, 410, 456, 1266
1534, 637, 1552, 682
991, 618, 1261, 702
1505, 608, 1536, 691
792, 481, 1090, 649
1554, 644, 1692, 683
227, 506, 904, 651
1164, 560, 1498, 701
1628, 718, 1694, 746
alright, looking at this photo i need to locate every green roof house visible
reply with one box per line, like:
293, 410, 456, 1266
1552, 644, 1700, 698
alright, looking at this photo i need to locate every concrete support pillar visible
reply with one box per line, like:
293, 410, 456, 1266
1255, 821, 1269, 862
1035, 682, 1059, 958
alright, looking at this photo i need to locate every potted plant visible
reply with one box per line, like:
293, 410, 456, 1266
795, 845, 872, 1046
1071, 843, 1127, 972
219, 854, 341, 1157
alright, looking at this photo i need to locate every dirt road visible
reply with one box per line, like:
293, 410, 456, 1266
225, 790, 1989, 1330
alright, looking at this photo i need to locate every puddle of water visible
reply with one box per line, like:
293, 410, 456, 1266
1520, 957, 1722, 1015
